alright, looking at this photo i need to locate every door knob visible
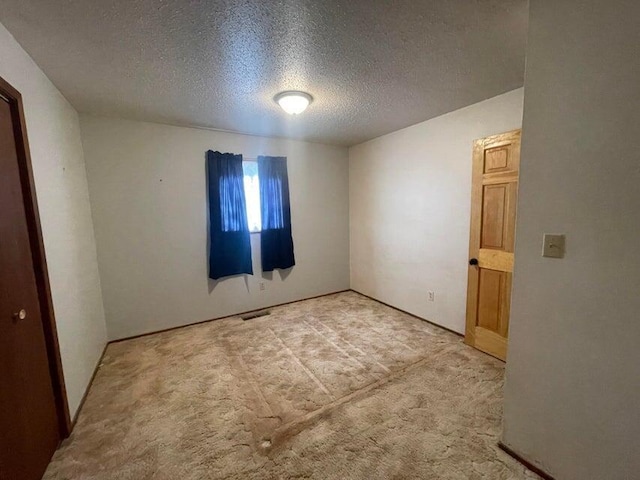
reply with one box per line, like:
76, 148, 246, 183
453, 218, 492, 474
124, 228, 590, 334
12, 309, 27, 320
469, 258, 478, 266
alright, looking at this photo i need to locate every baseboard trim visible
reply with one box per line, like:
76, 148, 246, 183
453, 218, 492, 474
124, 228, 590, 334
498, 442, 555, 480
71, 342, 108, 428
110, 289, 352, 344
349, 289, 464, 338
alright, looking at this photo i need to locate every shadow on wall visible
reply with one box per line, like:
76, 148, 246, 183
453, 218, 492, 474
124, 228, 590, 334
262, 268, 293, 282
208, 275, 250, 294
207, 257, 293, 294
205, 154, 212, 286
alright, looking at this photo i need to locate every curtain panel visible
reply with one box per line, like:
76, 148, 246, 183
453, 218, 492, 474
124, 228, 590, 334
207, 150, 253, 279
258, 156, 295, 271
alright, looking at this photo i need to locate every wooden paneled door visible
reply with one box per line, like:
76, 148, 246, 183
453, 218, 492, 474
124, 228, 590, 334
0, 78, 69, 479
465, 129, 521, 361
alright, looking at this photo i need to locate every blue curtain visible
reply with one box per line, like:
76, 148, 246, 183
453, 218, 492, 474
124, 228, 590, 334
207, 150, 253, 279
258, 156, 295, 271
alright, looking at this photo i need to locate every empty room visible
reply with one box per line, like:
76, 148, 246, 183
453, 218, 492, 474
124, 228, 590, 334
0, 1, 638, 479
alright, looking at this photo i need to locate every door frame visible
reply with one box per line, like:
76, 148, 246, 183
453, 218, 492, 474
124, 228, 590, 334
0, 75, 71, 438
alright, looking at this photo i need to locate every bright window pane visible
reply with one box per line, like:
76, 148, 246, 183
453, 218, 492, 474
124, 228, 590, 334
242, 161, 261, 232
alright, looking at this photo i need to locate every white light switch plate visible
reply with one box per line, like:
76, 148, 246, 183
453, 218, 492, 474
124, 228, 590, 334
542, 234, 565, 258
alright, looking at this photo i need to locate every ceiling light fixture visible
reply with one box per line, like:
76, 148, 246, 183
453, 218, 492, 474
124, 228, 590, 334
275, 91, 313, 115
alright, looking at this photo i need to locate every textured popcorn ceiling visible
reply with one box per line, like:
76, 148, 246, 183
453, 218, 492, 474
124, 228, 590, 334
0, 0, 527, 146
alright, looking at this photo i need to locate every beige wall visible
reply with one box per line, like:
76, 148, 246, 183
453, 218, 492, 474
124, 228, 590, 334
0, 23, 107, 417
349, 89, 524, 333
80, 115, 350, 340
502, 1, 640, 478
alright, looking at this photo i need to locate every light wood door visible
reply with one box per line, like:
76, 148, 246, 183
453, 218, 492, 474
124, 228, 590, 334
465, 129, 521, 361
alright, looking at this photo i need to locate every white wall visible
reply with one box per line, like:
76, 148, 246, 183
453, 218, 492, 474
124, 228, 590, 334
0, 23, 107, 417
349, 89, 524, 333
80, 116, 350, 340
502, 1, 640, 479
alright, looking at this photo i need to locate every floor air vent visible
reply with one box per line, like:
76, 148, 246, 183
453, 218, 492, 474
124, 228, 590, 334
241, 310, 271, 321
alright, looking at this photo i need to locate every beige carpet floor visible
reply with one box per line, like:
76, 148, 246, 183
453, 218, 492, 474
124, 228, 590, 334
44, 291, 539, 479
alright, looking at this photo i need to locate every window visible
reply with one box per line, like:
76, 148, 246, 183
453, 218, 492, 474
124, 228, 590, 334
242, 161, 261, 232
208, 152, 293, 276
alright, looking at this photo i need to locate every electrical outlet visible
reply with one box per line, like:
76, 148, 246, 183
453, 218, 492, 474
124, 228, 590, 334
428, 291, 435, 302
259, 282, 265, 291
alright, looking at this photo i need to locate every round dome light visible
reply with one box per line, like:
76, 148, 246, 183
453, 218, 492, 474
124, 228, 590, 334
274, 91, 313, 115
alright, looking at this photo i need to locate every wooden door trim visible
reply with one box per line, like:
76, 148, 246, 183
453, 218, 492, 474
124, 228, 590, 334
0, 75, 72, 438
464, 136, 485, 347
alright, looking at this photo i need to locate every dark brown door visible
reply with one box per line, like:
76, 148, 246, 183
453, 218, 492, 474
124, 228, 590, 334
0, 96, 60, 478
